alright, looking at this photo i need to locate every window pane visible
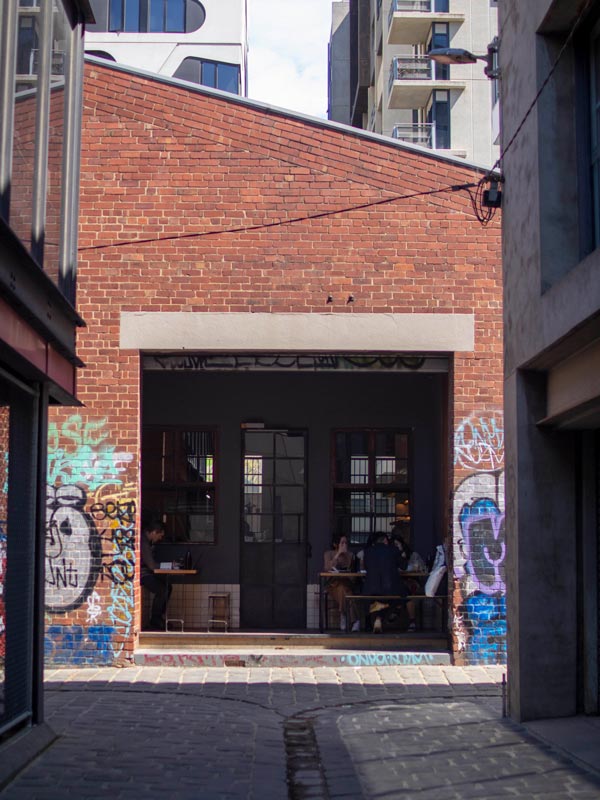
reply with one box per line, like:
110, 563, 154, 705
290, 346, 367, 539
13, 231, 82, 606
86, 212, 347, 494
109, 0, 123, 30
275, 458, 304, 485
201, 61, 217, 88
45, 2, 70, 283
335, 432, 369, 483
124, 0, 140, 31
165, 0, 184, 32
185, 0, 205, 33
149, 0, 164, 31
375, 432, 408, 483
173, 57, 201, 83
87, 0, 109, 30
216, 63, 239, 94
11, 4, 42, 247
142, 428, 216, 542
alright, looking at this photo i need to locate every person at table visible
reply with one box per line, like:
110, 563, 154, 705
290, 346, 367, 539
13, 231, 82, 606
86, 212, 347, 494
323, 535, 358, 632
140, 520, 171, 631
363, 531, 410, 633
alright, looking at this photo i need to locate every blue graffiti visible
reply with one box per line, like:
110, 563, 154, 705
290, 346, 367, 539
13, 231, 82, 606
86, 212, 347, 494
459, 497, 505, 595
340, 652, 436, 667
45, 624, 115, 665
463, 594, 506, 665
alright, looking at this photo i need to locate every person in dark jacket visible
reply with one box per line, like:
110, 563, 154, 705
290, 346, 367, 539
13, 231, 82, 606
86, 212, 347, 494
363, 532, 409, 632
141, 520, 171, 631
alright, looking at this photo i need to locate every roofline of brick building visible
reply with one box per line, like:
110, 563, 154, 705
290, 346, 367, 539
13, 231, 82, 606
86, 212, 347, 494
84, 56, 499, 177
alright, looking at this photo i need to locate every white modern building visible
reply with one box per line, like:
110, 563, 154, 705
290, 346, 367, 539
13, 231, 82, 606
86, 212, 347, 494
84, 0, 248, 95
329, 0, 499, 166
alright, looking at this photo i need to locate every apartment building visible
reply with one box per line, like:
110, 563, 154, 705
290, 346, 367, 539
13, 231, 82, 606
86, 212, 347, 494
84, 0, 248, 95
330, 0, 499, 166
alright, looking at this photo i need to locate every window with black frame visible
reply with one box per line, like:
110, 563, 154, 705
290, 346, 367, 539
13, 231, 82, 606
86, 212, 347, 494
142, 428, 216, 543
332, 430, 411, 547
173, 57, 241, 93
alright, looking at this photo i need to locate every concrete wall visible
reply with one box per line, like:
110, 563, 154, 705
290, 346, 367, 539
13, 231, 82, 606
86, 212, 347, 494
329, 1, 351, 123
500, 0, 600, 720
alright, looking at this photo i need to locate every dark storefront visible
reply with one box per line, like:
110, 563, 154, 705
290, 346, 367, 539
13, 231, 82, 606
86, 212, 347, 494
141, 356, 448, 631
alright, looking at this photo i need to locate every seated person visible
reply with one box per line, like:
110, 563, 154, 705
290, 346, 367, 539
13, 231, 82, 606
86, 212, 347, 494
140, 520, 172, 631
363, 531, 413, 633
390, 534, 419, 628
323, 535, 359, 632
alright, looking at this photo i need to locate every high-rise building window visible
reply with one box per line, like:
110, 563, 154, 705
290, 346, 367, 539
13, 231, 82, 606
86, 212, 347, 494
428, 90, 450, 149
174, 58, 240, 94
86, 0, 206, 33
429, 23, 449, 80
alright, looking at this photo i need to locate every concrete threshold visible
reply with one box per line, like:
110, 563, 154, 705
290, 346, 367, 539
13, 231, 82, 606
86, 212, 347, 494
133, 647, 451, 668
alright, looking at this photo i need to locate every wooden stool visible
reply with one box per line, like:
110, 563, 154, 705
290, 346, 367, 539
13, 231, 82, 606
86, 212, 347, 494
208, 593, 230, 632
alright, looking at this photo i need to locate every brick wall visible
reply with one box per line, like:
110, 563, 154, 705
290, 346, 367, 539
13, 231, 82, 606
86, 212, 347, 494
45, 62, 503, 666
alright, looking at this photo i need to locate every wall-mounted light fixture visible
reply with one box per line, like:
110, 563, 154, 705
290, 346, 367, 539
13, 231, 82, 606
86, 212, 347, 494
428, 36, 499, 80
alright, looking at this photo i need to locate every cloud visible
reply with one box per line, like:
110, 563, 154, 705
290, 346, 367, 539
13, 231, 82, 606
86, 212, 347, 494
247, 0, 332, 118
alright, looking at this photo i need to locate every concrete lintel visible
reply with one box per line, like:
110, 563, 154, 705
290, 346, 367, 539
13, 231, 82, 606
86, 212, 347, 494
120, 312, 475, 353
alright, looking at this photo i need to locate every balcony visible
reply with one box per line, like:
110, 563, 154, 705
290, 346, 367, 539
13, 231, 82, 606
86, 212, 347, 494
388, 56, 465, 108
392, 122, 434, 148
388, 0, 464, 46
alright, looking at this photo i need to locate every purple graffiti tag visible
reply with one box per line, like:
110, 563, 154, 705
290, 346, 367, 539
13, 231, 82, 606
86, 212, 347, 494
458, 497, 505, 595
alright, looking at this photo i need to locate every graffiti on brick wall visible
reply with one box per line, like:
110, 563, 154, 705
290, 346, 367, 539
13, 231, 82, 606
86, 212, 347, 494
453, 411, 506, 665
455, 413, 504, 472
46, 415, 136, 665
44, 624, 115, 665
45, 484, 102, 612
48, 416, 133, 490
0, 523, 5, 659
92, 490, 136, 657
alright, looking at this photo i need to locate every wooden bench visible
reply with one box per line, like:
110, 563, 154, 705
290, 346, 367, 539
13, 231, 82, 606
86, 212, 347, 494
344, 594, 448, 633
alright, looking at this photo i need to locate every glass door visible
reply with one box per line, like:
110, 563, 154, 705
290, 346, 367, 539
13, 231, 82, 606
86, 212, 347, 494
240, 429, 307, 629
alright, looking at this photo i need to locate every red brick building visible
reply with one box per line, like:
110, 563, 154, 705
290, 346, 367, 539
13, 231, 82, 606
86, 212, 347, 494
44, 60, 504, 666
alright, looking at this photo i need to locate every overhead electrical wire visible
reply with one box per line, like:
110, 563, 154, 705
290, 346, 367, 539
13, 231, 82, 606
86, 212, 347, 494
77, 181, 481, 252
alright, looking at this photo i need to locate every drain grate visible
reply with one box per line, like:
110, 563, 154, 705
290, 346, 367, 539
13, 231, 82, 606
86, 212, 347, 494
284, 717, 329, 799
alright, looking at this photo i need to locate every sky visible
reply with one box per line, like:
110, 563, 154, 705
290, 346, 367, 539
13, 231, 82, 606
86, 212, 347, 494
247, 0, 333, 119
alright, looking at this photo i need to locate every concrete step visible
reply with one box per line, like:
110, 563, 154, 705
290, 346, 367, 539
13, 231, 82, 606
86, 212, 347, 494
134, 630, 451, 667
138, 630, 449, 650
134, 647, 451, 668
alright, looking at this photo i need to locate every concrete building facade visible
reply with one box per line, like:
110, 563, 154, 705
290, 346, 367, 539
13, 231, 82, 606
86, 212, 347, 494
329, 0, 499, 166
43, 60, 504, 669
84, 0, 248, 95
500, 0, 600, 721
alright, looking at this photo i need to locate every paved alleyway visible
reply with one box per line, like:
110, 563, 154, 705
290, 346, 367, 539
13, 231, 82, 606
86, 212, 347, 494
1, 665, 600, 799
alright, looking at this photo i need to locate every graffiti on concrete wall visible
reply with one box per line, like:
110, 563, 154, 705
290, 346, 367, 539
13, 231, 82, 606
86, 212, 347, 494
45, 415, 136, 666
453, 411, 506, 665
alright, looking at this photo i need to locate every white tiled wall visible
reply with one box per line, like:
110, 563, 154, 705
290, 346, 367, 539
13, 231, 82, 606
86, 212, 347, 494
145, 583, 329, 631
144, 583, 240, 631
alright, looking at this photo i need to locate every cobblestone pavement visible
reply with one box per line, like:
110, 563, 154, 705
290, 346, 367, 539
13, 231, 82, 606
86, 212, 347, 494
1, 665, 600, 799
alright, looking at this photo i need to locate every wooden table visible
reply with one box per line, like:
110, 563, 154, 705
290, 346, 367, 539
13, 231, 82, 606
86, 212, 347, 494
155, 569, 198, 631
